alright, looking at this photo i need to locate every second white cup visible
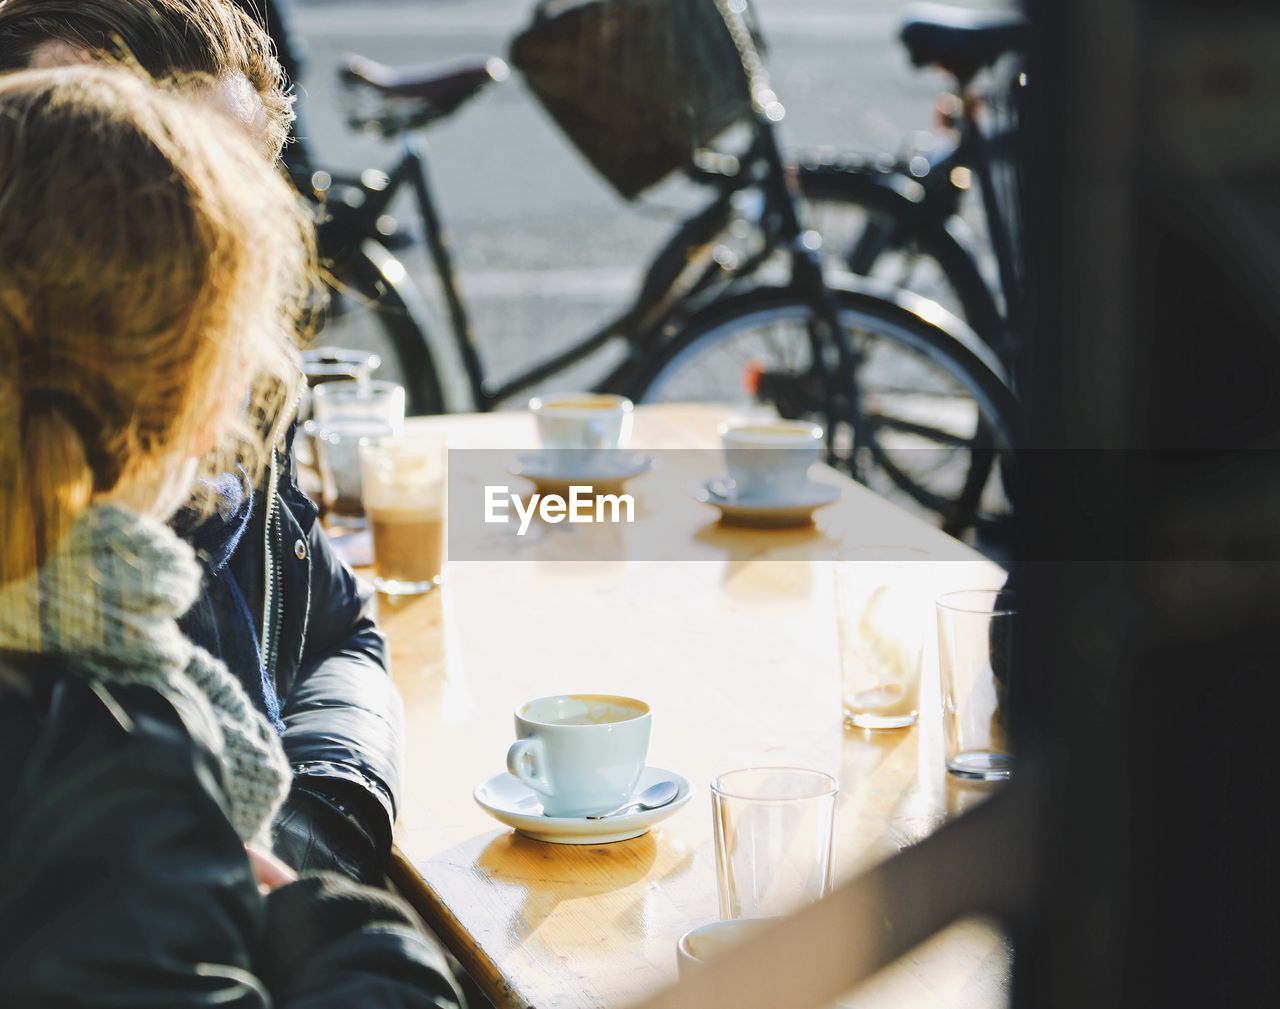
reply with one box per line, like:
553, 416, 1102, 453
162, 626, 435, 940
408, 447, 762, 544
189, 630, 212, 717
529, 393, 633, 462
719, 420, 823, 501
506, 694, 651, 817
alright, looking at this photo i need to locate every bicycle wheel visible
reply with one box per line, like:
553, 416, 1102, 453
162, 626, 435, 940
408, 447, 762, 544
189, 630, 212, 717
315, 239, 446, 416
632, 283, 1016, 534
795, 163, 1005, 348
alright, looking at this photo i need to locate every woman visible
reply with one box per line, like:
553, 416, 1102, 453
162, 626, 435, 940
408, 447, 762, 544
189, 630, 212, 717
0, 67, 462, 1007
0, 0, 410, 889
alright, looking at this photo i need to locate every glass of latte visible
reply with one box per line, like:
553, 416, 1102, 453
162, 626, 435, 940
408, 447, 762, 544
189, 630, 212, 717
359, 438, 445, 595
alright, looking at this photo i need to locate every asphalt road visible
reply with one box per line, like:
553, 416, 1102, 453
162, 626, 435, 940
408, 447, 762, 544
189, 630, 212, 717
289, 0, 1007, 406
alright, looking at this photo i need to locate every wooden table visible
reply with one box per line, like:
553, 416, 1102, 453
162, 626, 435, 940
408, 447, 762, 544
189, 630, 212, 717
376, 404, 1010, 1009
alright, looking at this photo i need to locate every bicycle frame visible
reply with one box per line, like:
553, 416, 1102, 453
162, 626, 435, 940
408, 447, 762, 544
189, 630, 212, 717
958, 114, 1023, 336
322, 115, 842, 415
907, 80, 1025, 342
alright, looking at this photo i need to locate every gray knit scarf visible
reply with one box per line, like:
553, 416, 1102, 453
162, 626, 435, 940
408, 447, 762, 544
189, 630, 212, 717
0, 505, 290, 848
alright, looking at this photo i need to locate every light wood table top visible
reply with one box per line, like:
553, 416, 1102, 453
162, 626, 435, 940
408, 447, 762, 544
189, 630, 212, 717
376, 404, 1010, 1009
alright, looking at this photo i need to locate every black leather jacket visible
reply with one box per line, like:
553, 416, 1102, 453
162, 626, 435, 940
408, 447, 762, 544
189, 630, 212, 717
0, 669, 461, 1008
179, 444, 403, 883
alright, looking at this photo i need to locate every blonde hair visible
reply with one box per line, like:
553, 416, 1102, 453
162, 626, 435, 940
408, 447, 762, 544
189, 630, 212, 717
0, 65, 313, 587
0, 0, 294, 159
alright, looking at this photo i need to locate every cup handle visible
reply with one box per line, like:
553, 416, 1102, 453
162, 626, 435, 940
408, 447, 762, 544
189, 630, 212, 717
507, 738, 552, 796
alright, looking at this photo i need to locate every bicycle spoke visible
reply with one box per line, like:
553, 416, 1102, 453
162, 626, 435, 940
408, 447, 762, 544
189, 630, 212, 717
862, 412, 981, 449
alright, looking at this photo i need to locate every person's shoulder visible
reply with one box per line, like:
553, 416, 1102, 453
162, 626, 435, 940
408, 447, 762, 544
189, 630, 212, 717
0, 666, 264, 1009
0, 662, 229, 819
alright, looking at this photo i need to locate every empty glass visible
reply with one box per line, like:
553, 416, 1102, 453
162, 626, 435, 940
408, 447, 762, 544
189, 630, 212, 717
312, 378, 405, 434
833, 549, 931, 729
299, 348, 381, 423
936, 589, 1016, 780
312, 380, 405, 524
711, 767, 838, 920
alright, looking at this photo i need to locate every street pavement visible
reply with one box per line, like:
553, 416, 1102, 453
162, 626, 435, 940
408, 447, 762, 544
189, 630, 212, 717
289, 0, 1008, 406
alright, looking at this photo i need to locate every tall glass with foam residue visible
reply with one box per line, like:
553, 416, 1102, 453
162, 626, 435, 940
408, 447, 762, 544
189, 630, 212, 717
360, 438, 445, 595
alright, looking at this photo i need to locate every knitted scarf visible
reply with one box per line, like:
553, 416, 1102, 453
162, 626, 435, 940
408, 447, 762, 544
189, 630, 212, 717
0, 505, 290, 847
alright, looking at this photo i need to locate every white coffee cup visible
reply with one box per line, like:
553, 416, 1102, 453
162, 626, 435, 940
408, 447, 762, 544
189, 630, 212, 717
506, 694, 651, 817
719, 421, 823, 502
529, 393, 634, 464
676, 919, 777, 977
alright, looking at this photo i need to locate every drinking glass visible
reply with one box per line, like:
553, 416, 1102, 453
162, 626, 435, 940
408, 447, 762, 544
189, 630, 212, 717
936, 589, 1016, 780
833, 549, 931, 729
312, 378, 403, 428
360, 438, 445, 595
299, 348, 381, 423
711, 767, 838, 920
312, 380, 405, 523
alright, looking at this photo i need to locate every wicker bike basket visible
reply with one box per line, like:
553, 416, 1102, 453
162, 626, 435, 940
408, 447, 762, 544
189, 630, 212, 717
509, 0, 760, 199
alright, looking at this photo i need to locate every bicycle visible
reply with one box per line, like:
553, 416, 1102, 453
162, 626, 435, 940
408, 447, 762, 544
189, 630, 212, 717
295, 3, 1017, 536
792, 3, 1029, 368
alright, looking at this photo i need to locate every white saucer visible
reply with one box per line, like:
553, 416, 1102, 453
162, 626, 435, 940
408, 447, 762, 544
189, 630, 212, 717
511, 452, 653, 495
697, 477, 841, 528
473, 766, 691, 844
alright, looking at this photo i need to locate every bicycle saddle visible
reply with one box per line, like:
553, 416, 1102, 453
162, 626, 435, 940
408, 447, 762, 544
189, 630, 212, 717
899, 4, 1028, 81
339, 55, 509, 120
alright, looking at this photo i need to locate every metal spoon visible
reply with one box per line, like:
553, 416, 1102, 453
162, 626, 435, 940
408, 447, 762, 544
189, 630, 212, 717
585, 780, 679, 819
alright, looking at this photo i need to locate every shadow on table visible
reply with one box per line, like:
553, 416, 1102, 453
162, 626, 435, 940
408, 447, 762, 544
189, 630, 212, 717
691, 518, 837, 564
692, 521, 836, 605
395, 828, 676, 1006
476, 828, 687, 946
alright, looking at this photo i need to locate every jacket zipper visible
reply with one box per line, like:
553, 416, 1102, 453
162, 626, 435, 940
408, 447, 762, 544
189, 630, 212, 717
260, 449, 282, 681
261, 384, 303, 699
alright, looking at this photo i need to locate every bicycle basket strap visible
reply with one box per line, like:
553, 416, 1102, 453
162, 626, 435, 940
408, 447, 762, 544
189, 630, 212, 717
510, 0, 755, 199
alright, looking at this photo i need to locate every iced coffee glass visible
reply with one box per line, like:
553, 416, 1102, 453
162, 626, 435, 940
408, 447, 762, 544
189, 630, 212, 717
359, 438, 445, 596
